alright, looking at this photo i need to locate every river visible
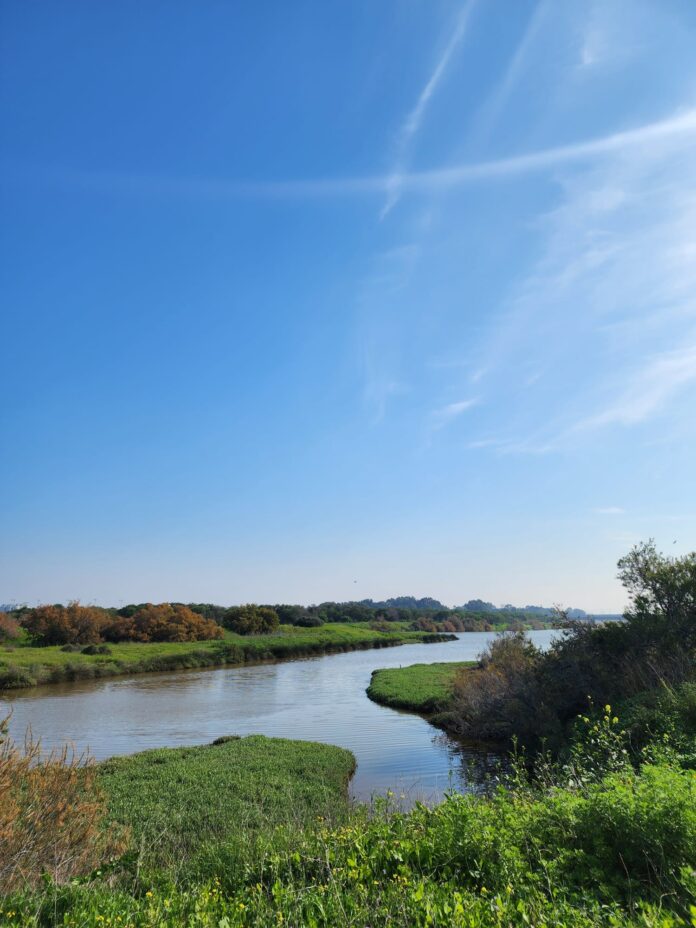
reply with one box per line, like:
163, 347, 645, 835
1, 629, 557, 803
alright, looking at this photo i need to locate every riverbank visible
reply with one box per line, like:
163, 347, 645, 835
0, 624, 456, 691
4, 727, 694, 926
367, 660, 473, 714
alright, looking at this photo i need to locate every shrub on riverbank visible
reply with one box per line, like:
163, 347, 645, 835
223, 604, 279, 635
450, 543, 696, 751
18, 601, 223, 647
0, 613, 21, 642
21, 602, 110, 646
103, 603, 223, 643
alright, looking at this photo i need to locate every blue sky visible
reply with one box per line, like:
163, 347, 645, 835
2, 1, 696, 611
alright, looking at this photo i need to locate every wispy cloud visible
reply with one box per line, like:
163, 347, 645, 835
574, 344, 696, 432
380, 1, 478, 218
469, 0, 551, 145
461, 104, 696, 453
431, 398, 478, 430
18, 107, 696, 204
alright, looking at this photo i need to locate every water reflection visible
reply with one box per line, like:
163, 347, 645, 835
1, 630, 556, 803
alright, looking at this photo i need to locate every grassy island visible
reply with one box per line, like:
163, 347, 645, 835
0, 623, 455, 691
367, 660, 474, 713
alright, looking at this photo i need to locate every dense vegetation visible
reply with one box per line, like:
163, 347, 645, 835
0, 622, 453, 690
223, 605, 280, 635
449, 542, 696, 752
19, 602, 222, 646
97, 736, 355, 883
367, 661, 474, 713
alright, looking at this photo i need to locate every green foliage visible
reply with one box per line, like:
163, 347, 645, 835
367, 661, 475, 713
623, 683, 696, 769
224, 604, 280, 635
5, 750, 695, 926
449, 543, 696, 751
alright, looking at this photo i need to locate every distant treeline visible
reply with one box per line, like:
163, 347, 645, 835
1, 596, 574, 648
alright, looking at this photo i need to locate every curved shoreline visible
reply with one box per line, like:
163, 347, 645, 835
0, 628, 457, 692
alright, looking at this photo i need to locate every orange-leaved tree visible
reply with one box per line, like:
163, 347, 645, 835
104, 603, 223, 642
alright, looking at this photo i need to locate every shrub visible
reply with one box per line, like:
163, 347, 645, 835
81, 643, 112, 655
528, 761, 696, 904
0, 716, 126, 893
448, 543, 696, 751
224, 604, 279, 635
451, 631, 543, 744
0, 612, 21, 642
104, 603, 223, 643
21, 602, 110, 646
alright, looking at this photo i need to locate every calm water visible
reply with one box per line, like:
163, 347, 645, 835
1, 630, 557, 803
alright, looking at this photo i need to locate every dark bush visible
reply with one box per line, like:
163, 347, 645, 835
81, 644, 112, 655
224, 605, 279, 636
449, 543, 696, 752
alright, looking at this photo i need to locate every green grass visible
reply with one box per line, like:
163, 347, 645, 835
6, 741, 695, 926
0, 624, 455, 690
96, 735, 355, 882
367, 660, 475, 713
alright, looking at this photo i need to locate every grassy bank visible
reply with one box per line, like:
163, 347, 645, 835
4, 725, 695, 926
0, 624, 456, 691
367, 660, 474, 713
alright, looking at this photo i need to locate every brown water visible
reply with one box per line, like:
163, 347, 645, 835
1, 630, 557, 802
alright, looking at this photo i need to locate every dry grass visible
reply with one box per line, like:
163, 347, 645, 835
0, 715, 127, 893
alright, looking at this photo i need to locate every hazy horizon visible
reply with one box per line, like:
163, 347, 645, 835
2, 1, 695, 612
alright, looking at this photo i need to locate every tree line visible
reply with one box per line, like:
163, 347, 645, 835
1, 592, 574, 648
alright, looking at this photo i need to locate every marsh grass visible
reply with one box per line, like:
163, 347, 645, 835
96, 735, 355, 884
367, 661, 475, 713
